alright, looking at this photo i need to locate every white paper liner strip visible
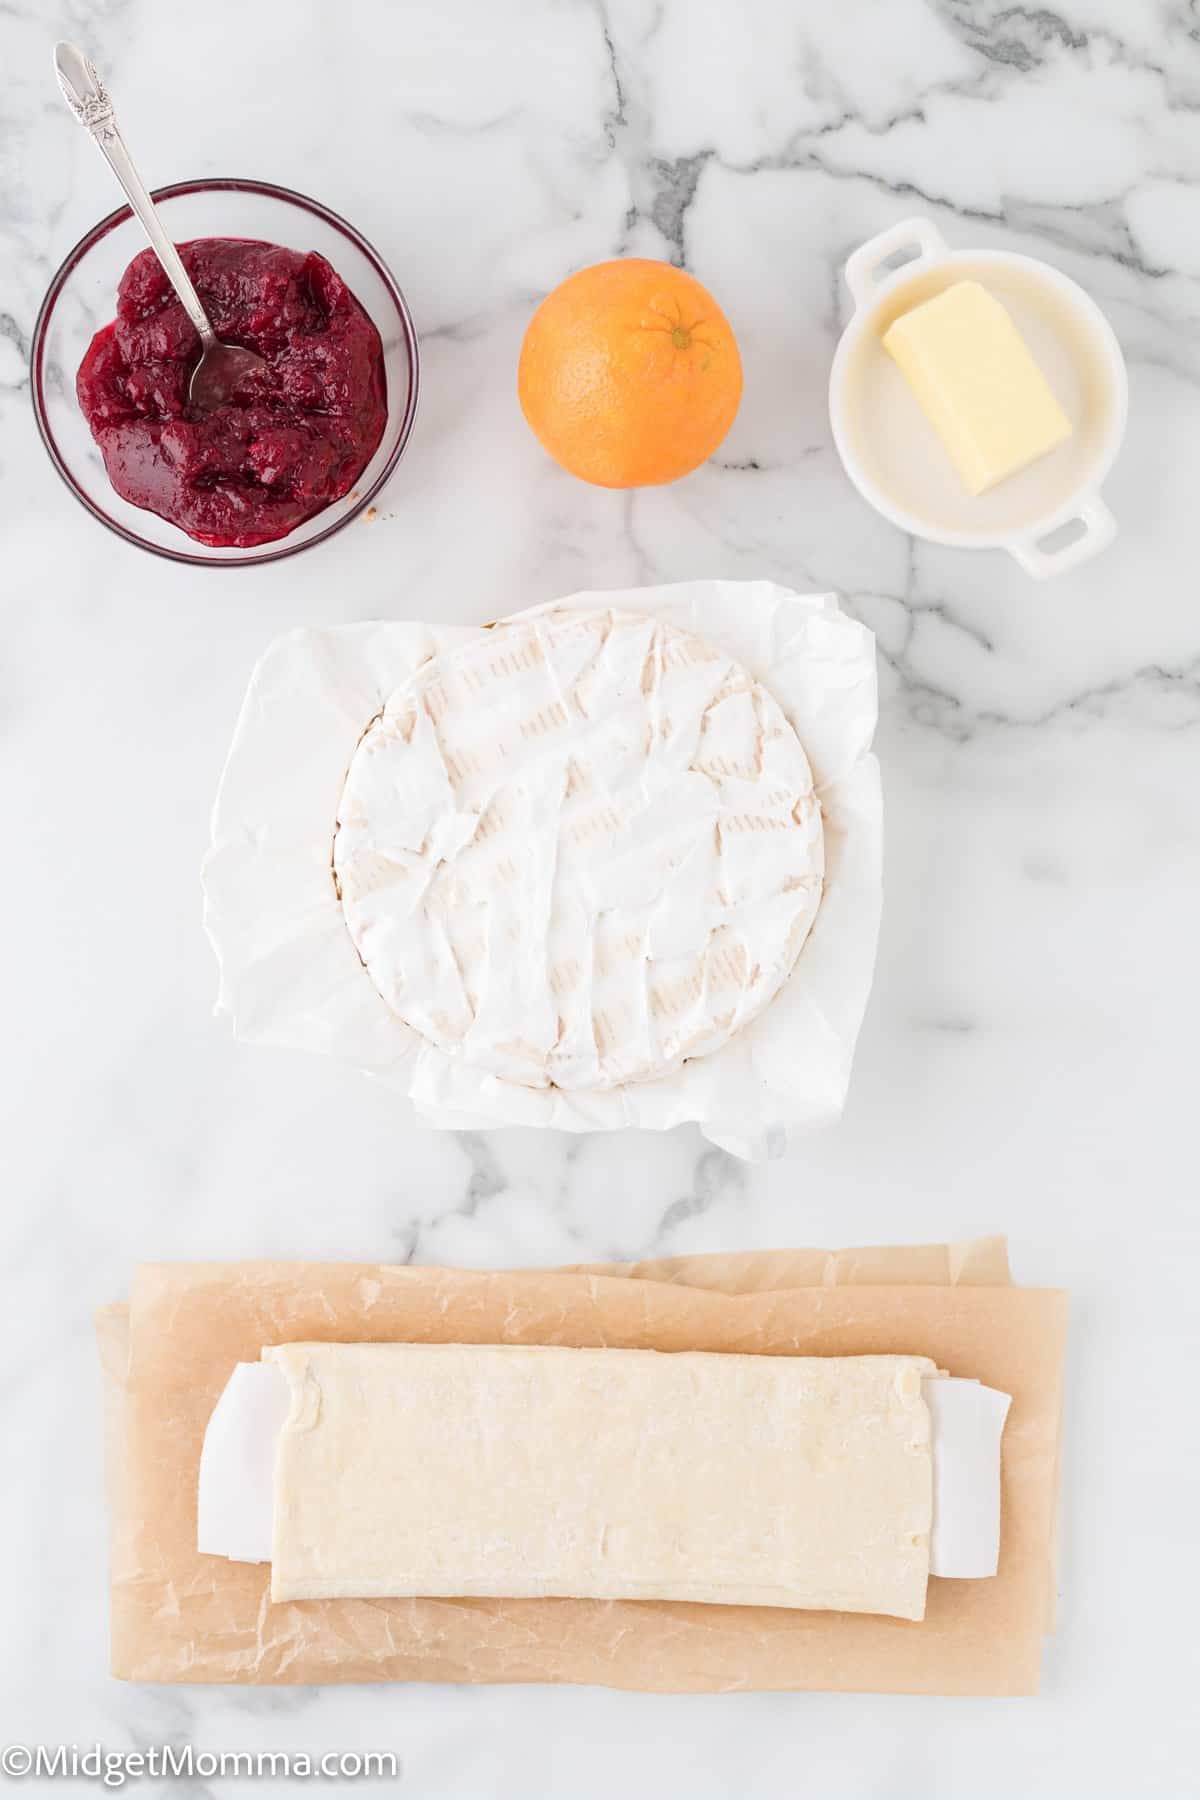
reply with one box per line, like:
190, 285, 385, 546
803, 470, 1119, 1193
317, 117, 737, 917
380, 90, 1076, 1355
197, 1361, 290, 1566
926, 1375, 1012, 1579
198, 1362, 1010, 1584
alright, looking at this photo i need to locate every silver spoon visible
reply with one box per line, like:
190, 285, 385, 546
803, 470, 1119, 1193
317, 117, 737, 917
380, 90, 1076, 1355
54, 41, 265, 412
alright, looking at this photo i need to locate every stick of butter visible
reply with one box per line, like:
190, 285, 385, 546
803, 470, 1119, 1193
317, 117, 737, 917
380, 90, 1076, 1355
882, 279, 1072, 495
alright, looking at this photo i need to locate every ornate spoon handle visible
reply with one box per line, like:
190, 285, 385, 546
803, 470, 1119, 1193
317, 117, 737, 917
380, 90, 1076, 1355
54, 42, 217, 353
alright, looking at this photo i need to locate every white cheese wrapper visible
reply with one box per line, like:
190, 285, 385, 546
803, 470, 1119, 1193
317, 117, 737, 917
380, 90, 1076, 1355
198, 1361, 1009, 1587
202, 584, 881, 1158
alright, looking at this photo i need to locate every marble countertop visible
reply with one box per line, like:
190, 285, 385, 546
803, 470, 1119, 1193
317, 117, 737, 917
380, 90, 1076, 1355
3, 0, 1197, 1793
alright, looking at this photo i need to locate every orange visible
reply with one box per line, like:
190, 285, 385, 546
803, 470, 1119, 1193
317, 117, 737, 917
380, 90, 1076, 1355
517, 258, 743, 488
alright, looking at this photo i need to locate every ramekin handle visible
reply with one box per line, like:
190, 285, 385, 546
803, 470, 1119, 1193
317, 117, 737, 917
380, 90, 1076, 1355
1009, 494, 1117, 580
843, 217, 949, 310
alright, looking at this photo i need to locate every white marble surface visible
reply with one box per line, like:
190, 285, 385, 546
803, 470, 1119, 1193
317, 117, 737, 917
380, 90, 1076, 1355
2, 0, 1198, 1793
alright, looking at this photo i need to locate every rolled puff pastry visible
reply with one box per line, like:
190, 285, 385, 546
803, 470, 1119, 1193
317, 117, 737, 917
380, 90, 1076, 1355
265, 1343, 937, 1621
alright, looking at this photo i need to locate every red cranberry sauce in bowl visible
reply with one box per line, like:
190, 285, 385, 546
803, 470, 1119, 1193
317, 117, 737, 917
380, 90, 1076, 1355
75, 238, 387, 548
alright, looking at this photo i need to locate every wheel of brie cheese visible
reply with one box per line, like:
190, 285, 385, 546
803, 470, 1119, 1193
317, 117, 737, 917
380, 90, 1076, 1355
332, 607, 824, 1091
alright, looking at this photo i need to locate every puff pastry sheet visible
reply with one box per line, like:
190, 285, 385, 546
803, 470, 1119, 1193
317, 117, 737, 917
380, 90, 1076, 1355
266, 1343, 937, 1620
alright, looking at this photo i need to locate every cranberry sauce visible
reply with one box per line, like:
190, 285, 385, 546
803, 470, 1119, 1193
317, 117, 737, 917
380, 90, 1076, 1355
76, 239, 387, 548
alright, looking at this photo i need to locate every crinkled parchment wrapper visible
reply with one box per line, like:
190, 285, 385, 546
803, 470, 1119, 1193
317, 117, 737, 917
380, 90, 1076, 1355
95, 1236, 1067, 1694
201, 583, 881, 1159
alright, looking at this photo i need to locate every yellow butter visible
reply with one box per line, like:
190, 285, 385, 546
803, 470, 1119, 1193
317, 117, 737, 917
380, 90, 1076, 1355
882, 280, 1072, 496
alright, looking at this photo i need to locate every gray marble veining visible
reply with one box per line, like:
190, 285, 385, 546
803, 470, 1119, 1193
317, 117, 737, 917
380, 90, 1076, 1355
1, 2, 1197, 1795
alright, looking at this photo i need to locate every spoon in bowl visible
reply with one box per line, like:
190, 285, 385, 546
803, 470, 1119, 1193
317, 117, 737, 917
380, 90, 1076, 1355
54, 41, 265, 412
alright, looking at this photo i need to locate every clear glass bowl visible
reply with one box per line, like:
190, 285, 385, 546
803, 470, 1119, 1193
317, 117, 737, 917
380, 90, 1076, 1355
30, 178, 419, 567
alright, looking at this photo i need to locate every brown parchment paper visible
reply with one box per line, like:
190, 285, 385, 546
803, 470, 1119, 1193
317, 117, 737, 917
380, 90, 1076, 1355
95, 1240, 1065, 1694
574, 1235, 1013, 1292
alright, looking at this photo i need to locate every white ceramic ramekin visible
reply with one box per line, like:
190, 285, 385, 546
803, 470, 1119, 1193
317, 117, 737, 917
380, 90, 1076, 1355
829, 217, 1128, 579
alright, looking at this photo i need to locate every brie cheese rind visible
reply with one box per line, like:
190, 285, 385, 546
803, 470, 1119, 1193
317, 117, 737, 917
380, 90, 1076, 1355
261, 1344, 937, 1619
203, 583, 881, 1157
333, 609, 824, 1091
